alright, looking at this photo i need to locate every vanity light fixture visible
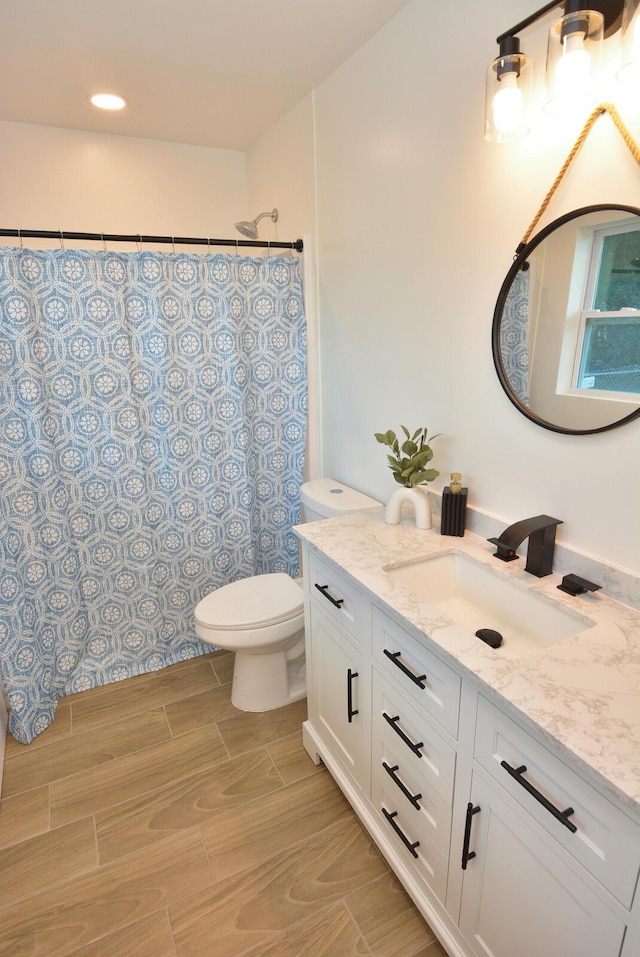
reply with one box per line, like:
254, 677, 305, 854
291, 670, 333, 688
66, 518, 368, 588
484, 0, 640, 142
89, 92, 128, 111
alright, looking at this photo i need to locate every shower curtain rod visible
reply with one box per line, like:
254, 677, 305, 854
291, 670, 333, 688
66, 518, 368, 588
0, 227, 304, 252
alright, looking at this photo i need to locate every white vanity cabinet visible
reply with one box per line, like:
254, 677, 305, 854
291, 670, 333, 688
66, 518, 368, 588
304, 550, 371, 793
300, 541, 640, 957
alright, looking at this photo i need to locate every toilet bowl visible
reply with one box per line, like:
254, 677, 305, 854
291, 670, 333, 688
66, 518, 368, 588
194, 478, 382, 712
195, 572, 305, 711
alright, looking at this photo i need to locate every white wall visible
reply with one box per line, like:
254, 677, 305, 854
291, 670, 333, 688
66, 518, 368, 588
249, 0, 640, 573
246, 97, 321, 476
0, 121, 248, 241
246, 95, 316, 244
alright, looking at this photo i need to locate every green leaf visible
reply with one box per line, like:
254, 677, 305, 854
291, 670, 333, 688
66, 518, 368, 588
413, 448, 431, 465
393, 472, 406, 485
374, 432, 387, 444
412, 468, 439, 484
401, 439, 417, 456
401, 425, 410, 440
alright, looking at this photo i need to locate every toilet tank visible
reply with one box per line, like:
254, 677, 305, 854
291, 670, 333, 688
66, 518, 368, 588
300, 478, 382, 522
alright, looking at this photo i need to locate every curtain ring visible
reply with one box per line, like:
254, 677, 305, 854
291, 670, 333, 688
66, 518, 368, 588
267, 240, 271, 258
17, 228, 23, 249
207, 237, 211, 253
136, 234, 142, 253
172, 237, 176, 255
59, 230, 65, 250
235, 239, 239, 257
101, 233, 107, 252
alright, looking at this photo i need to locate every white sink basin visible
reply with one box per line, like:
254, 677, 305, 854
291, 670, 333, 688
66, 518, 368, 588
386, 550, 596, 657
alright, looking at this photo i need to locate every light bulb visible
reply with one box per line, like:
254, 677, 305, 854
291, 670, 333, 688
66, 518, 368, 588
492, 73, 524, 134
485, 40, 530, 143
544, 9, 602, 117
89, 93, 128, 111
555, 32, 591, 100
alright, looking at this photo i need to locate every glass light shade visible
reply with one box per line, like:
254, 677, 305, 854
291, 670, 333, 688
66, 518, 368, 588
484, 51, 532, 143
545, 9, 603, 116
618, 0, 640, 80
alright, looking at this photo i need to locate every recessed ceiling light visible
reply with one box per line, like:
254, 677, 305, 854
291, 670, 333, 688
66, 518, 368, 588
89, 93, 128, 111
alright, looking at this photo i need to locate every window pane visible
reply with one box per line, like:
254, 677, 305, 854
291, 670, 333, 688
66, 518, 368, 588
593, 230, 640, 310
578, 316, 640, 394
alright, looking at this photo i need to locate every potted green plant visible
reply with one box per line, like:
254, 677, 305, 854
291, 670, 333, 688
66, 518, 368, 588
374, 425, 440, 529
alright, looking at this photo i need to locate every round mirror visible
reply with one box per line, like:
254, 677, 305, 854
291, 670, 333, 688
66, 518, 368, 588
492, 204, 640, 434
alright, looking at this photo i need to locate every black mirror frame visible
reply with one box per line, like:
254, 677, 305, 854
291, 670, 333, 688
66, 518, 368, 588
492, 204, 640, 435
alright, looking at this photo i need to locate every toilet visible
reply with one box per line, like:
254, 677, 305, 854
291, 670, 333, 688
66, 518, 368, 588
194, 478, 382, 712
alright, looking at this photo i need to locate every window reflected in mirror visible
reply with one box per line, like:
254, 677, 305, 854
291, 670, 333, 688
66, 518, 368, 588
492, 205, 640, 434
574, 221, 640, 398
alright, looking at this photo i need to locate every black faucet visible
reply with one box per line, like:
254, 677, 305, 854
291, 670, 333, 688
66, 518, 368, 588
488, 515, 563, 578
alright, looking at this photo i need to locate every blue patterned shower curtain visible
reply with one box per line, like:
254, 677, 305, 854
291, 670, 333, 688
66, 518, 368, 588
501, 268, 530, 406
0, 248, 307, 743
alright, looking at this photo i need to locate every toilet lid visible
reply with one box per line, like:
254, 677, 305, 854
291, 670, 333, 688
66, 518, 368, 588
195, 573, 304, 630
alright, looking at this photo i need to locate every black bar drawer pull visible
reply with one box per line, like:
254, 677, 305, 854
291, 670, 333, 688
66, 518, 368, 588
382, 807, 420, 858
382, 761, 422, 809
501, 761, 577, 834
461, 802, 481, 870
383, 649, 427, 689
347, 668, 359, 723
382, 712, 424, 757
314, 583, 344, 608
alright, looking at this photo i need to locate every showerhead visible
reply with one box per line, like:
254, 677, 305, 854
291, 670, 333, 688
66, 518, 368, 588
234, 208, 278, 240
235, 220, 260, 239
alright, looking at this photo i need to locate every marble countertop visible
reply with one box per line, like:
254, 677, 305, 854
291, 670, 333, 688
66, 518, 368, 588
295, 509, 640, 819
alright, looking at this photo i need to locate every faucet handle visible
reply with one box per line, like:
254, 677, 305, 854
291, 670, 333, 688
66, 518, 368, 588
557, 574, 601, 597
487, 537, 518, 562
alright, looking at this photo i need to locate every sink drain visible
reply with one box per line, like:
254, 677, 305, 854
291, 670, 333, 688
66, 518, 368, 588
475, 628, 503, 649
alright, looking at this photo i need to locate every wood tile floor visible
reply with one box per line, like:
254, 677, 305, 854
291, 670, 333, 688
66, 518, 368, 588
0, 652, 448, 957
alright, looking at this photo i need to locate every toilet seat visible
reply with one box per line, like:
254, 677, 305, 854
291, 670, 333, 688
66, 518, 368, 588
195, 573, 303, 630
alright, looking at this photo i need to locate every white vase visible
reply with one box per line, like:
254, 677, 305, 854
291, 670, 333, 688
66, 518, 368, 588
384, 486, 432, 530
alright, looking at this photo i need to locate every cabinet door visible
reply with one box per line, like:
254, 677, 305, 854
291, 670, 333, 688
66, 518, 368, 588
308, 601, 369, 790
474, 694, 640, 908
459, 773, 626, 957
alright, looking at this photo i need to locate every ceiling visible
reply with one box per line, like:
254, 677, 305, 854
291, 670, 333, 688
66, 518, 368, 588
0, 0, 413, 151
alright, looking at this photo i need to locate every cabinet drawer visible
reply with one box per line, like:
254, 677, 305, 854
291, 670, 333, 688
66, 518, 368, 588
475, 694, 640, 908
376, 776, 449, 904
373, 670, 456, 807
372, 733, 453, 858
307, 551, 369, 646
372, 607, 461, 738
